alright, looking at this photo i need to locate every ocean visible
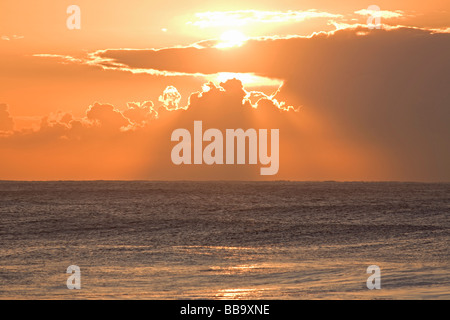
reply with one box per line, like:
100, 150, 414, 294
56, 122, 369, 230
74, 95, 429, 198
0, 181, 448, 299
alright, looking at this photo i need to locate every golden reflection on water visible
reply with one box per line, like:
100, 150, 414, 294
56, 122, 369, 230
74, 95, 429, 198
174, 245, 257, 251
209, 264, 258, 275
215, 288, 267, 300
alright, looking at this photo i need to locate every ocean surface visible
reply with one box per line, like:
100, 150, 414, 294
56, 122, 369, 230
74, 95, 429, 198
0, 181, 448, 300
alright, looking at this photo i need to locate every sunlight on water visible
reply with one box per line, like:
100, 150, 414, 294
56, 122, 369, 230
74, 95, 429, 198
0, 181, 448, 299
215, 288, 267, 300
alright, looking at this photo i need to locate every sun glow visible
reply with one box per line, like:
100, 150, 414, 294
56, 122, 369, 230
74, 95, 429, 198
206, 72, 283, 87
216, 30, 247, 48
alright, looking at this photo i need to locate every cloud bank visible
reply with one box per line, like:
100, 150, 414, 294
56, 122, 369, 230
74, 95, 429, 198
2, 27, 449, 181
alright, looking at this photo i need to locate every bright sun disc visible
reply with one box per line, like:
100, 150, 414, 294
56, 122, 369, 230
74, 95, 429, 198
216, 30, 247, 48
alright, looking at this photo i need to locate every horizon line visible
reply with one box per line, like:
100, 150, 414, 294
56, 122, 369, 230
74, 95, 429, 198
0, 179, 448, 183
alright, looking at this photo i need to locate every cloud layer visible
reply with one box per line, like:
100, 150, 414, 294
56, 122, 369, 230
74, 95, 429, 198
187, 9, 343, 28
2, 26, 449, 181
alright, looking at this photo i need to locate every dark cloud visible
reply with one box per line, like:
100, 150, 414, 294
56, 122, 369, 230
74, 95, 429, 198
0, 80, 299, 180
93, 27, 449, 78
86, 102, 131, 131
123, 101, 155, 126
93, 27, 450, 181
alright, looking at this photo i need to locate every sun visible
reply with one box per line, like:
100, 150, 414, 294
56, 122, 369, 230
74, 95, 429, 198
216, 30, 247, 48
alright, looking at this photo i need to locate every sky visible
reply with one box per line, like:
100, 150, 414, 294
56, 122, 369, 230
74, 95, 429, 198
0, 0, 449, 181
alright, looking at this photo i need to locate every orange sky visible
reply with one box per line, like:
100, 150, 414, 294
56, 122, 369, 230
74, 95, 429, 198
0, 1, 449, 181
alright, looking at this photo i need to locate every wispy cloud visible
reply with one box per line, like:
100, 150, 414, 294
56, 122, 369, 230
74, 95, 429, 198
187, 9, 343, 28
354, 9, 404, 19
32, 54, 84, 64
33, 50, 208, 78
1, 35, 24, 41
